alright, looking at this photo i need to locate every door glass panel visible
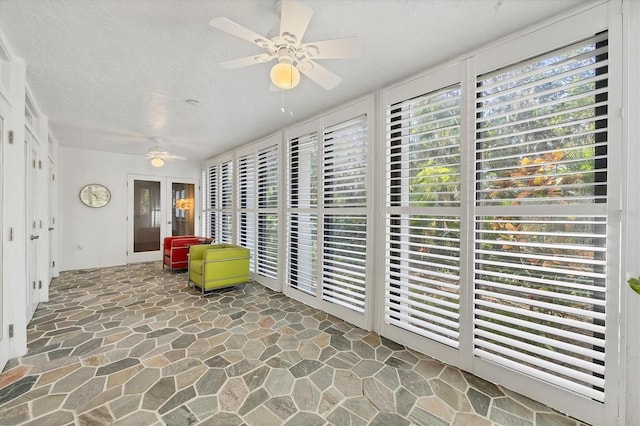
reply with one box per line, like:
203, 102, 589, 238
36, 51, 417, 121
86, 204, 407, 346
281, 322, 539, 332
172, 182, 195, 236
133, 180, 161, 252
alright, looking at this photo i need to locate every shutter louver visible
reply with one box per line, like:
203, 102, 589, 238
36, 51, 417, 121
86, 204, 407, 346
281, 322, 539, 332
474, 34, 608, 402
385, 85, 462, 348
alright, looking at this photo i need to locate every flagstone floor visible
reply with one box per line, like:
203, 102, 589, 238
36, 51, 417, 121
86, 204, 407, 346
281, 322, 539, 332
0, 262, 586, 426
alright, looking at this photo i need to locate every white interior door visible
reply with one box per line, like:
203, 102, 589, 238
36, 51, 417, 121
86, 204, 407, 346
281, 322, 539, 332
26, 133, 40, 318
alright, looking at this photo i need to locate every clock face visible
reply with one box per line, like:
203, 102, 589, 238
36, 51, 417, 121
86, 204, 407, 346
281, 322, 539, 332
79, 184, 111, 208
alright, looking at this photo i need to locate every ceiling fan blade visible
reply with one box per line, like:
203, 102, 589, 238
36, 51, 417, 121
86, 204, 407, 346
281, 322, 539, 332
210, 17, 275, 49
297, 60, 342, 90
219, 53, 273, 69
166, 154, 187, 161
279, 0, 313, 43
146, 151, 187, 161
304, 37, 361, 59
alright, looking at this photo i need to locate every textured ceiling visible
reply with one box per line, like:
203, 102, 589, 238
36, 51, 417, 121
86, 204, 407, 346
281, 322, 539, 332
0, 0, 586, 162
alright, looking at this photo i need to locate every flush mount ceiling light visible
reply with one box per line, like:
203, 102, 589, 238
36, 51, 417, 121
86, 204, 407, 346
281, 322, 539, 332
150, 157, 165, 167
210, 0, 361, 90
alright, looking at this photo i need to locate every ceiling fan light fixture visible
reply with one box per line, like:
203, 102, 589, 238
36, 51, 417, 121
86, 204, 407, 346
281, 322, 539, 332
271, 60, 300, 90
150, 157, 165, 167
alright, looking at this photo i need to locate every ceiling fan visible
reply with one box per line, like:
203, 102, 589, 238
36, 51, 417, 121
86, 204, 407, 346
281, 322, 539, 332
210, 0, 361, 90
144, 138, 186, 167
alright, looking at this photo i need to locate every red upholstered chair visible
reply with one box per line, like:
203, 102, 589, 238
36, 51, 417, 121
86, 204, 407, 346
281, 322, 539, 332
163, 236, 204, 271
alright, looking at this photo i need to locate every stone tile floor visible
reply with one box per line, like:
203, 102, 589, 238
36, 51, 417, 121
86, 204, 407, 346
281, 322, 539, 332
0, 262, 587, 426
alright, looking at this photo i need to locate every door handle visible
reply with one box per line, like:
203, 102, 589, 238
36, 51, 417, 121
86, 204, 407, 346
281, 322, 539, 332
48, 227, 55, 231
30, 235, 40, 240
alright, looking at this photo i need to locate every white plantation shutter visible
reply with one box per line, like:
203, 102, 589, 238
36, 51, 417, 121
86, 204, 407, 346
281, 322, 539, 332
321, 115, 368, 312
236, 142, 280, 280
203, 159, 234, 243
286, 105, 371, 320
287, 131, 318, 294
385, 85, 462, 348
257, 213, 278, 279
474, 34, 608, 401
322, 215, 366, 312
288, 212, 317, 295
238, 154, 256, 271
323, 116, 367, 208
257, 146, 279, 208
203, 165, 218, 238
257, 145, 279, 280
238, 155, 256, 210
220, 160, 233, 243
287, 132, 318, 209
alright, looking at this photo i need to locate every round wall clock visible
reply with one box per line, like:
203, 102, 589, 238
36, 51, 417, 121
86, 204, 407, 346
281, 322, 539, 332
79, 183, 111, 208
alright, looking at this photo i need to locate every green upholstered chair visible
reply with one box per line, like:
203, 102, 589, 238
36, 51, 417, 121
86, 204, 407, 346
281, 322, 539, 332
188, 244, 250, 294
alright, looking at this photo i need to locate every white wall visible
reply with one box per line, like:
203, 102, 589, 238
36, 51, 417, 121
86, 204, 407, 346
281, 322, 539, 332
59, 146, 201, 271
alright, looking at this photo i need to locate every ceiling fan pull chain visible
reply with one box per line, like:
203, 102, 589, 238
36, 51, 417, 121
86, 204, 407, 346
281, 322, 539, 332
281, 89, 285, 113
280, 90, 294, 117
